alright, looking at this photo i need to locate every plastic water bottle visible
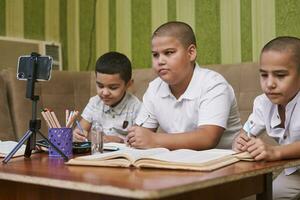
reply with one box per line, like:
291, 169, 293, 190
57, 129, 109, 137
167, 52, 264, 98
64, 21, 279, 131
91, 121, 103, 154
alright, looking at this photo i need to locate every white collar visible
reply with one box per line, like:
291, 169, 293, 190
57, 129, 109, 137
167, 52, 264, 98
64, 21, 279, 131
270, 91, 300, 128
157, 64, 201, 101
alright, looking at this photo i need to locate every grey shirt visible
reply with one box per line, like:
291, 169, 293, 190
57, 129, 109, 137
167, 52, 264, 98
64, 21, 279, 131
81, 92, 141, 135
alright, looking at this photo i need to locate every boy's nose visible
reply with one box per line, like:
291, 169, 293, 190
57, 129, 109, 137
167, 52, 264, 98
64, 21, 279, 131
101, 88, 110, 96
158, 56, 166, 65
266, 77, 276, 89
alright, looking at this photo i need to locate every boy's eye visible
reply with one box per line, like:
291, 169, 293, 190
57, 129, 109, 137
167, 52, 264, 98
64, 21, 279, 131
97, 84, 104, 88
109, 86, 119, 90
260, 73, 268, 78
152, 53, 158, 58
275, 74, 287, 78
165, 51, 174, 55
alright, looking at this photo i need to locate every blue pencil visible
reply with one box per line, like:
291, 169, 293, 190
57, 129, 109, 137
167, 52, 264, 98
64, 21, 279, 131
76, 120, 88, 142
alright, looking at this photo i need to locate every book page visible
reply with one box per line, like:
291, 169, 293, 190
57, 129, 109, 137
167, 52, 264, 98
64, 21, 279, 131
0, 141, 26, 158
234, 151, 254, 161
140, 149, 236, 164
103, 142, 127, 151
73, 147, 169, 163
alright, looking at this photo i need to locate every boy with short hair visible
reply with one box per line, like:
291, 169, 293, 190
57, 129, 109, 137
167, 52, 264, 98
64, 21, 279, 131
233, 36, 300, 199
73, 51, 141, 143
127, 21, 241, 150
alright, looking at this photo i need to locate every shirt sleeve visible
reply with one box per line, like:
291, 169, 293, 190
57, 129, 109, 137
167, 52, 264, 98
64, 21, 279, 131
135, 87, 159, 129
81, 96, 99, 123
197, 81, 233, 128
243, 96, 266, 136
130, 97, 142, 125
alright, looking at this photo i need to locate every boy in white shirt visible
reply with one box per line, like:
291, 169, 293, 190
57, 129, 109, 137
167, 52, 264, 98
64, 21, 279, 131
73, 52, 141, 143
233, 36, 300, 200
127, 21, 241, 150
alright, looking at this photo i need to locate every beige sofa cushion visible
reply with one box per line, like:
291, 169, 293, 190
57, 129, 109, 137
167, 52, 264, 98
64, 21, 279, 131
206, 62, 262, 123
3, 69, 93, 139
3, 68, 41, 139
0, 71, 15, 140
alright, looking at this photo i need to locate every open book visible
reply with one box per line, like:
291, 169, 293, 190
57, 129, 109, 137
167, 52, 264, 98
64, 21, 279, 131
67, 143, 253, 171
0, 141, 26, 158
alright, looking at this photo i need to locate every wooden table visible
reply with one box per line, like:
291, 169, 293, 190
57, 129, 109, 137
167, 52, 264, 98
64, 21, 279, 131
1, 153, 300, 200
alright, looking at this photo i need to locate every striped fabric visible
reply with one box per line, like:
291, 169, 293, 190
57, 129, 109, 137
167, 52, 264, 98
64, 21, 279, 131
0, 0, 300, 71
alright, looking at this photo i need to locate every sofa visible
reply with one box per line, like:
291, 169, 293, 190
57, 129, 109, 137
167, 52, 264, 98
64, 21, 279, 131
0, 62, 262, 141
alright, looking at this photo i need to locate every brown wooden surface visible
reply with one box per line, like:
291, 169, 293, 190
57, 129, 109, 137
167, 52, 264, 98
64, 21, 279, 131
0, 152, 300, 200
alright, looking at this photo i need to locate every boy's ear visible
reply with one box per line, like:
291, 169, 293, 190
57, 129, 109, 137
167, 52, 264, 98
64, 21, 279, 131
126, 79, 134, 88
187, 44, 197, 61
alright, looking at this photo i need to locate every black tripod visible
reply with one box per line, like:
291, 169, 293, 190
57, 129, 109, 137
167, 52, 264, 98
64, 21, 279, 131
2, 53, 68, 164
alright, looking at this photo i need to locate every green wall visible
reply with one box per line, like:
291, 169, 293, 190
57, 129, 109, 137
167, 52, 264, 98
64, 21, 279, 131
1, 0, 300, 71
0, 0, 5, 36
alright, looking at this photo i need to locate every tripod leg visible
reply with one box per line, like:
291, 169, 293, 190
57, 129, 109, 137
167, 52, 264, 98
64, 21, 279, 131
24, 130, 36, 158
37, 130, 69, 161
2, 130, 33, 164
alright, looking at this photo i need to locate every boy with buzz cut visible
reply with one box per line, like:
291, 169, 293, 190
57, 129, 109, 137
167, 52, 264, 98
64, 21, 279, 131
233, 36, 300, 200
127, 21, 241, 150
73, 51, 141, 143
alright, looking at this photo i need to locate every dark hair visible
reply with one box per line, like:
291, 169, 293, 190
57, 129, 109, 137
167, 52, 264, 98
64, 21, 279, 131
152, 21, 196, 48
95, 52, 132, 83
262, 36, 300, 72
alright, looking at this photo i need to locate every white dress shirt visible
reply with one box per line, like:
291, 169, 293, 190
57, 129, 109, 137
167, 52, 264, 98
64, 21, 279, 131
244, 91, 300, 175
136, 64, 241, 149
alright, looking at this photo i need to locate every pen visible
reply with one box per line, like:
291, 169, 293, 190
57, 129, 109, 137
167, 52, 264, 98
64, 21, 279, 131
245, 121, 254, 138
76, 120, 88, 142
139, 115, 150, 126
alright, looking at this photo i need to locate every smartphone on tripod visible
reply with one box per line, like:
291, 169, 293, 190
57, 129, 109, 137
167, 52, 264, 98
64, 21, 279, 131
17, 55, 53, 81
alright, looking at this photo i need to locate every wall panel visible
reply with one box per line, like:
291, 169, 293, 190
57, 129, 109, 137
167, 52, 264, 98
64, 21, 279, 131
1, 0, 300, 70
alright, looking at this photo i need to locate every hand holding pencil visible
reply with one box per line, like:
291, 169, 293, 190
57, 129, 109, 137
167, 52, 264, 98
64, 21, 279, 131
73, 120, 89, 142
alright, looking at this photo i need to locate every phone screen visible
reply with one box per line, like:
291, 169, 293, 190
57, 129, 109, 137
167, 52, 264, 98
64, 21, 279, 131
17, 55, 53, 81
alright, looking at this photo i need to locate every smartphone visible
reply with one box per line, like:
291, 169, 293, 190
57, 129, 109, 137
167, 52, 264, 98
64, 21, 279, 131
17, 55, 53, 81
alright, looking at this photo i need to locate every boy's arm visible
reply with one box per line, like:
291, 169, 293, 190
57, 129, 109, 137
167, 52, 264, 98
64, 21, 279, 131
246, 138, 300, 161
127, 125, 225, 150
276, 142, 300, 160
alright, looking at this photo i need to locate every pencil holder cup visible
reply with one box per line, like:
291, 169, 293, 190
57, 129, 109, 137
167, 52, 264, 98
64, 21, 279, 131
48, 128, 73, 158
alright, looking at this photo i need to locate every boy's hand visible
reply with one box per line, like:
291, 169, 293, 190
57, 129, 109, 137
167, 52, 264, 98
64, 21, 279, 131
246, 138, 280, 161
126, 126, 157, 149
232, 132, 251, 152
104, 135, 124, 143
73, 128, 88, 142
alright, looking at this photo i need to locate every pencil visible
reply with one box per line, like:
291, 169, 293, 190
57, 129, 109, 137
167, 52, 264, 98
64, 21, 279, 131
51, 111, 61, 128
76, 120, 84, 133
245, 121, 254, 138
46, 110, 57, 128
139, 115, 150, 126
41, 111, 52, 128
66, 109, 69, 126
